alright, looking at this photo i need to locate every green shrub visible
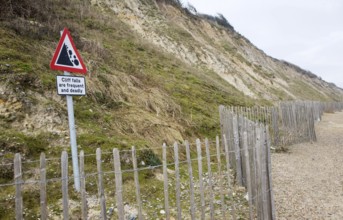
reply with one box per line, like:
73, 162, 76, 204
137, 149, 161, 167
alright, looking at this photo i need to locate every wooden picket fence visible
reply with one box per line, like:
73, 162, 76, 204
4, 101, 343, 219
9, 136, 256, 220
218, 101, 343, 220
223, 101, 343, 148
219, 106, 275, 220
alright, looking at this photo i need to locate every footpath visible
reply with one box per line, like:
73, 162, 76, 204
272, 112, 343, 219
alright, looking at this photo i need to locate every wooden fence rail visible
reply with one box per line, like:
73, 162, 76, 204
222, 101, 343, 148
219, 106, 275, 220
8, 134, 274, 219
4, 101, 343, 219
219, 101, 343, 219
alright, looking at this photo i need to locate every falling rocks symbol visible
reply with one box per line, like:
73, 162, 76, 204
50, 28, 87, 74
57, 43, 80, 67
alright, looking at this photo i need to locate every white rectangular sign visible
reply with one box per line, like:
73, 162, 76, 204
56, 75, 86, 96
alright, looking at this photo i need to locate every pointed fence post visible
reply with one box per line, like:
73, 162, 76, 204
113, 148, 124, 220
61, 151, 69, 220
243, 132, 254, 220
196, 139, 205, 220
185, 141, 196, 220
205, 139, 215, 220
80, 150, 88, 220
174, 142, 182, 220
14, 153, 23, 220
254, 125, 262, 219
266, 127, 276, 220
261, 126, 269, 219
223, 134, 236, 220
233, 115, 243, 185
132, 146, 143, 220
96, 148, 107, 220
40, 153, 47, 220
215, 136, 226, 219
162, 143, 170, 220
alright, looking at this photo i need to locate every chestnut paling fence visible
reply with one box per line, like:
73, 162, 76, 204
1, 101, 343, 219
222, 101, 343, 148
6, 137, 254, 220
219, 106, 276, 220
219, 101, 343, 220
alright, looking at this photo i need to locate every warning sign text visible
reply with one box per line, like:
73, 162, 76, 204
56, 75, 86, 96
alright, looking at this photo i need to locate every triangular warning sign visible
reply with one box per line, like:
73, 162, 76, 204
50, 28, 87, 74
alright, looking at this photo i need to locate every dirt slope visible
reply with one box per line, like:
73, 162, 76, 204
272, 112, 343, 219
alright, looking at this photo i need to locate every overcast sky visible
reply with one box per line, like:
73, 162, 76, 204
182, 0, 343, 88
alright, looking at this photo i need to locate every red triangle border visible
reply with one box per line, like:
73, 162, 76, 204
50, 28, 87, 74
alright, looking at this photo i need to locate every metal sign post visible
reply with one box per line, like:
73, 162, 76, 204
64, 71, 80, 192
50, 28, 87, 192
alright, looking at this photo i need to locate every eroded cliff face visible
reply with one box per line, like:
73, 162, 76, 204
1, 0, 342, 153
105, 0, 343, 101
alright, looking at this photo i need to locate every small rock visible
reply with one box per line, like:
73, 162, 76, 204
167, 168, 175, 175
107, 207, 114, 218
155, 173, 164, 181
124, 204, 138, 220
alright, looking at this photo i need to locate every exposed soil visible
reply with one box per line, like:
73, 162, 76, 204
272, 112, 343, 219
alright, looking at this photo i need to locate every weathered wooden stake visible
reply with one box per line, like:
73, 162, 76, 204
113, 148, 124, 220
261, 126, 269, 219
174, 142, 182, 220
243, 132, 254, 220
185, 141, 196, 220
96, 148, 107, 220
233, 115, 243, 185
61, 151, 69, 220
223, 134, 236, 220
266, 127, 276, 220
196, 139, 205, 220
254, 125, 263, 219
80, 151, 88, 220
162, 143, 170, 220
40, 153, 47, 220
205, 139, 215, 220
132, 146, 143, 220
215, 136, 226, 219
14, 153, 23, 220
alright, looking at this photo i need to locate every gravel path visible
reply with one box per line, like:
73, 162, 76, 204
272, 112, 343, 219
